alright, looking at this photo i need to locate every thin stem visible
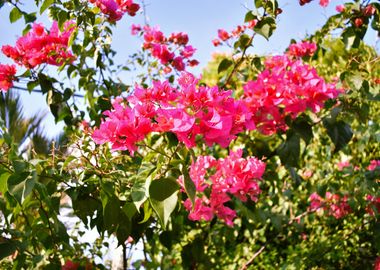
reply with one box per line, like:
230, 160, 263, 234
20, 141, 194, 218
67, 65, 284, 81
240, 245, 266, 270
222, 35, 255, 89
122, 243, 127, 270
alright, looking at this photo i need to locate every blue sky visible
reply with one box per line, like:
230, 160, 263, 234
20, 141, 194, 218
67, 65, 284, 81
1, 0, 378, 137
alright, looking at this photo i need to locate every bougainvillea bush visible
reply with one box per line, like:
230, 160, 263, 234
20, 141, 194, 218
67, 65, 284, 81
0, 0, 379, 269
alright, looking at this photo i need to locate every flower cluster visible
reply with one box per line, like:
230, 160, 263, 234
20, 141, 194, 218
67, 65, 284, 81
212, 20, 257, 47
367, 160, 380, 171
287, 41, 317, 58
309, 192, 352, 219
366, 195, 380, 216
0, 64, 17, 92
89, 0, 139, 21
131, 25, 198, 72
243, 55, 341, 135
2, 21, 76, 69
93, 54, 342, 151
299, 0, 330, 7
375, 257, 380, 270
92, 73, 255, 154
180, 149, 265, 226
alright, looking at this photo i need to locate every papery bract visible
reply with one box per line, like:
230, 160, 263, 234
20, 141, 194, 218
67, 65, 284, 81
243, 55, 342, 135
0, 64, 17, 91
180, 150, 265, 226
90, 0, 140, 21
2, 21, 76, 68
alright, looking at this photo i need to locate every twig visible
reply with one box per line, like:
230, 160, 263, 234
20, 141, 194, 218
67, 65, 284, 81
240, 245, 266, 270
122, 243, 127, 270
221, 35, 255, 89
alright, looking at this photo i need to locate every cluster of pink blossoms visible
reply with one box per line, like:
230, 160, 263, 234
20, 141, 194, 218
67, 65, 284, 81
287, 41, 317, 58
93, 53, 341, 151
89, 0, 139, 22
366, 195, 380, 216
212, 20, 257, 47
299, 0, 330, 7
0, 64, 17, 92
131, 25, 199, 72
92, 72, 255, 154
336, 159, 379, 172
368, 160, 380, 171
309, 192, 352, 219
243, 55, 342, 135
179, 149, 265, 226
2, 21, 76, 69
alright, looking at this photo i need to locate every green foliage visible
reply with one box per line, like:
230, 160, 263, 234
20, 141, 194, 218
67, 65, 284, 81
0, 0, 379, 269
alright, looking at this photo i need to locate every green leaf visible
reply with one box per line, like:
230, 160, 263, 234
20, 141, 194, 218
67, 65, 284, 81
347, 73, 363, 91
7, 171, 36, 204
0, 241, 18, 260
323, 119, 353, 153
9, 7, 22, 23
122, 202, 137, 219
38, 73, 53, 94
218, 58, 233, 74
0, 172, 10, 194
150, 191, 178, 229
251, 56, 262, 70
342, 27, 360, 49
40, 0, 54, 14
292, 118, 313, 145
238, 34, 251, 50
254, 17, 276, 40
149, 178, 179, 201
23, 12, 36, 24
57, 10, 68, 31
277, 132, 301, 167
101, 192, 120, 232
244, 11, 257, 22
181, 165, 196, 207
131, 162, 155, 211
139, 201, 152, 224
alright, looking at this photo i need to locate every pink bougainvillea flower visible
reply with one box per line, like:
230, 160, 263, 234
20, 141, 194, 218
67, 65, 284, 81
319, 0, 330, 7
287, 41, 317, 58
309, 192, 351, 219
336, 5, 345, 13
92, 99, 152, 155
2, 21, 76, 68
367, 160, 380, 171
366, 195, 380, 216
337, 161, 350, 171
374, 257, 380, 270
90, 0, 140, 21
243, 55, 342, 135
0, 64, 17, 91
217, 29, 230, 41
179, 150, 265, 226
131, 25, 198, 72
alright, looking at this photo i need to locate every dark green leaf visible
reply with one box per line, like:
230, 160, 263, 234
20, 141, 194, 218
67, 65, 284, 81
0, 241, 18, 260
181, 165, 196, 207
150, 191, 178, 229
23, 12, 36, 24
9, 7, 22, 23
323, 119, 353, 153
7, 171, 36, 204
40, 0, 54, 14
277, 132, 301, 167
149, 178, 179, 201
238, 34, 251, 50
254, 17, 276, 40
0, 172, 10, 194
292, 118, 313, 144
218, 58, 233, 74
